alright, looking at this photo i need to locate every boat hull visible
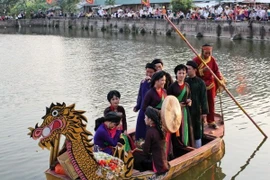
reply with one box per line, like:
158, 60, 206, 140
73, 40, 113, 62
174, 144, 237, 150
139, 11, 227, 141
44, 114, 225, 180
128, 137, 225, 180
44, 137, 224, 180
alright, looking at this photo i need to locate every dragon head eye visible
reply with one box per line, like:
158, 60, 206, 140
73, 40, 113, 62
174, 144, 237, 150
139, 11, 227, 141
52, 110, 59, 117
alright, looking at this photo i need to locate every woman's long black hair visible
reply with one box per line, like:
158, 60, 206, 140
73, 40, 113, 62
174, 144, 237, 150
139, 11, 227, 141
145, 106, 165, 139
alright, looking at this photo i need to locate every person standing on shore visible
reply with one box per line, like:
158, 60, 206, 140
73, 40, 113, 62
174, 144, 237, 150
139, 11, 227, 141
193, 44, 224, 129
185, 61, 208, 148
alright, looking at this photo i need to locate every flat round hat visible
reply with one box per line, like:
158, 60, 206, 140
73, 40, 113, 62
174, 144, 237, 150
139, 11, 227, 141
161, 95, 182, 133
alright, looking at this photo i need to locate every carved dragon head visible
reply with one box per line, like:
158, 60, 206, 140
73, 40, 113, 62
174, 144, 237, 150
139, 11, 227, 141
28, 102, 92, 150
28, 103, 133, 179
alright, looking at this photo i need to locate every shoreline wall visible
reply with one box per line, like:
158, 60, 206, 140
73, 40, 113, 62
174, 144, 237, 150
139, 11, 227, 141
0, 18, 269, 41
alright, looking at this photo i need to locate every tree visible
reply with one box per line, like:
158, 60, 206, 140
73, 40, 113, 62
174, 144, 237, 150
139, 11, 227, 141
171, 0, 192, 13
105, 0, 115, 6
0, 0, 17, 15
6, 0, 80, 17
10, 0, 50, 16
105, 0, 115, 15
56, 0, 80, 14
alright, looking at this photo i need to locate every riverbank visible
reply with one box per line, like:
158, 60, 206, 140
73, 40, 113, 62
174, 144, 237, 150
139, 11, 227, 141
0, 18, 269, 41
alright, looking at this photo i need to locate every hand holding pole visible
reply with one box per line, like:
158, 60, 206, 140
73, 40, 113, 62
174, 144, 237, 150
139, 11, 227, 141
164, 15, 267, 138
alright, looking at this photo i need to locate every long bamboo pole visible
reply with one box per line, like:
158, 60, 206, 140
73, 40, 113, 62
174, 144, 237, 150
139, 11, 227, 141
164, 15, 267, 138
52, 134, 60, 164
219, 93, 224, 124
49, 134, 60, 167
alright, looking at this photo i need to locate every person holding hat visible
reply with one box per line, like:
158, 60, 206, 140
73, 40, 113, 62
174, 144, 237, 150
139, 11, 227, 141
133, 106, 169, 175
142, 70, 167, 112
193, 44, 224, 129
94, 111, 122, 155
104, 90, 127, 134
134, 63, 156, 140
186, 61, 208, 148
142, 70, 173, 159
167, 64, 195, 151
151, 59, 173, 90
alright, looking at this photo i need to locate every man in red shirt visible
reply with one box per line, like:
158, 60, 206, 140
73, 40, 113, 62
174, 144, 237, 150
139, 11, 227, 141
193, 44, 224, 129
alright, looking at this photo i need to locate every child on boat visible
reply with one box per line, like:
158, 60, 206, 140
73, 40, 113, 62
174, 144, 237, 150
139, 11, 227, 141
133, 106, 170, 176
104, 90, 127, 134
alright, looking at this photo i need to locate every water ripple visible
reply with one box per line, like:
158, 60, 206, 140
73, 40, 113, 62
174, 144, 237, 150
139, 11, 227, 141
0, 28, 269, 180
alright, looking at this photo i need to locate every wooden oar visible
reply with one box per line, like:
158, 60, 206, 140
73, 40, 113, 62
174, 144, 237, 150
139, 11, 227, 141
164, 15, 267, 138
218, 93, 224, 125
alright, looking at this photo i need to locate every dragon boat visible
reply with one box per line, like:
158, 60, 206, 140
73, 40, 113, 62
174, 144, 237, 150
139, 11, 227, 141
28, 102, 225, 180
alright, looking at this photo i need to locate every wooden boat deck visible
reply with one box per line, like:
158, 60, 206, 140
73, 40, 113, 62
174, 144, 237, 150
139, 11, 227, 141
45, 114, 225, 180
127, 114, 225, 179
203, 113, 224, 138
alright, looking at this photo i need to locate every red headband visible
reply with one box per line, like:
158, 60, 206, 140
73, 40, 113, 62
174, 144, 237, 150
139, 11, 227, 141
202, 46, 213, 51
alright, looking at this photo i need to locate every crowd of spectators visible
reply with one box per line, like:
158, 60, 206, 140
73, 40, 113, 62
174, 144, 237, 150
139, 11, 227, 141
90, 6, 169, 19
0, 9, 63, 20
90, 4, 270, 22
0, 15, 13, 21
29, 9, 64, 19
169, 4, 270, 21
1, 4, 269, 22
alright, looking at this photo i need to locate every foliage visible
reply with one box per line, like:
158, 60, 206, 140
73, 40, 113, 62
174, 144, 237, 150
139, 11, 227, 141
171, 0, 192, 13
0, 0, 17, 15
105, 0, 115, 14
105, 0, 115, 6
1, 0, 80, 16
56, 0, 80, 13
10, 0, 49, 16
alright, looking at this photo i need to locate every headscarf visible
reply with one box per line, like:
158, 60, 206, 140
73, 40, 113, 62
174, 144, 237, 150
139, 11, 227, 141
186, 61, 198, 69
104, 111, 121, 123
145, 106, 164, 139
150, 70, 166, 87
94, 111, 121, 131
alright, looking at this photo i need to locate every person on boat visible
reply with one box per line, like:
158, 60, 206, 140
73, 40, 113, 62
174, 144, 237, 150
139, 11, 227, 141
193, 44, 225, 129
142, 71, 172, 158
94, 111, 122, 155
134, 63, 156, 140
151, 59, 173, 90
185, 61, 208, 148
133, 106, 170, 175
104, 90, 127, 134
142, 70, 167, 112
167, 64, 195, 153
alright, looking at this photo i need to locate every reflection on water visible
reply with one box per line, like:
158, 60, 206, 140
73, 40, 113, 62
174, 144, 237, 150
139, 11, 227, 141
172, 140, 226, 180
0, 27, 269, 180
173, 159, 226, 180
231, 138, 267, 180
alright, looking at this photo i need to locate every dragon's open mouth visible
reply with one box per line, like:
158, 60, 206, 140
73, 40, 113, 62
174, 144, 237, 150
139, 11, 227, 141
32, 118, 65, 140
